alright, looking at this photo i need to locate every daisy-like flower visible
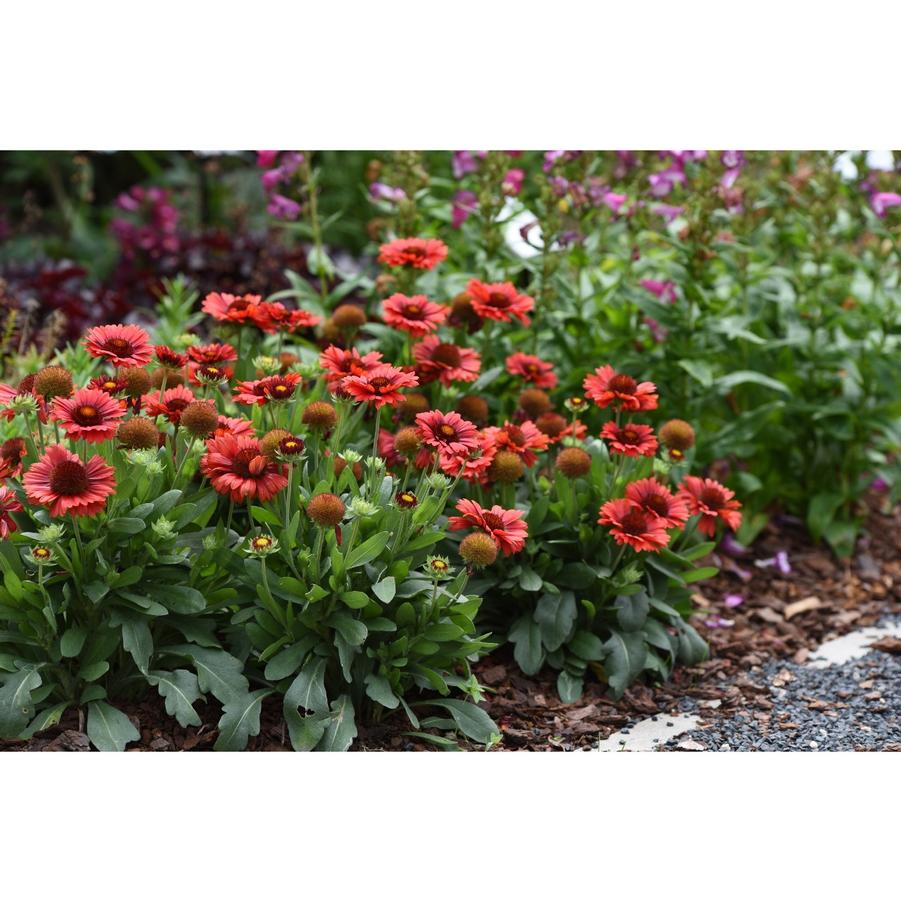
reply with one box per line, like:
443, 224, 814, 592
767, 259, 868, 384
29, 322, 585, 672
625, 478, 689, 529
342, 364, 419, 409
505, 352, 557, 388
52, 387, 126, 444
601, 421, 659, 457
84, 324, 153, 367
584, 365, 658, 411
678, 476, 743, 537
382, 293, 449, 337
415, 409, 480, 455
201, 292, 264, 325
0, 437, 27, 479
214, 416, 255, 439
200, 434, 289, 503
319, 345, 384, 389
482, 420, 549, 467
287, 309, 321, 332
466, 279, 534, 325
87, 375, 127, 395
413, 336, 481, 386
598, 498, 670, 552
447, 498, 528, 556
378, 237, 448, 270
143, 385, 196, 424
0, 485, 23, 539
23, 444, 116, 518
232, 380, 270, 406
439, 445, 496, 484
187, 343, 238, 365
189, 363, 233, 387
154, 345, 188, 368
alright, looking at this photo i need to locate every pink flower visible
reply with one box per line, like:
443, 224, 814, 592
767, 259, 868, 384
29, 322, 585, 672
267, 194, 301, 220
369, 182, 406, 204
502, 168, 524, 196
603, 192, 628, 214
871, 192, 901, 218
651, 203, 684, 222
452, 151, 479, 179
724, 593, 744, 609
256, 151, 280, 168
452, 191, 478, 229
648, 166, 685, 197
640, 279, 678, 304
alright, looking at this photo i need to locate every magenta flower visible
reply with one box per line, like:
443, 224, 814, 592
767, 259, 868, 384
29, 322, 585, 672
724, 593, 744, 609
648, 167, 686, 197
451, 190, 478, 229
502, 168, 524, 196
640, 279, 678, 304
871, 192, 901, 218
644, 316, 668, 343
256, 151, 279, 168
369, 182, 406, 204
651, 203, 684, 222
452, 151, 479, 179
267, 194, 301, 220
756, 550, 791, 575
603, 191, 629, 214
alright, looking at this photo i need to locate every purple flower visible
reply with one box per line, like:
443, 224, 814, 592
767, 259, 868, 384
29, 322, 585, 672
644, 316, 668, 343
262, 168, 286, 191
871, 476, 889, 493
452, 151, 478, 179
721, 150, 744, 170
724, 593, 744, 609
871, 192, 901, 218
256, 151, 280, 169
603, 191, 628, 213
650, 203, 684, 222
719, 533, 749, 557
451, 190, 478, 229
639, 279, 678, 304
267, 193, 301, 220
756, 550, 791, 576
369, 182, 406, 204
502, 168, 524, 196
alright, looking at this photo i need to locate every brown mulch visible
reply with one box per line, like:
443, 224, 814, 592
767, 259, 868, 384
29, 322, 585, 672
4, 501, 900, 752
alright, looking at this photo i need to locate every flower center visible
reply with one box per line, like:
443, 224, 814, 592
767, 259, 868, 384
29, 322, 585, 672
608, 373, 637, 395
622, 428, 639, 444
252, 536, 272, 550
49, 459, 89, 496
699, 487, 724, 509
620, 509, 649, 535
74, 405, 101, 425
431, 343, 462, 367
230, 299, 250, 312
644, 495, 669, 516
481, 512, 505, 531
404, 304, 424, 318
369, 377, 390, 392
438, 424, 457, 438
487, 291, 511, 308
525, 363, 539, 374
505, 426, 525, 445
404, 246, 425, 259
34, 547, 51, 560
107, 338, 130, 353
232, 447, 265, 478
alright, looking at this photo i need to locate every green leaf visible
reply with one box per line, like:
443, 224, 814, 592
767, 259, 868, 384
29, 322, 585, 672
534, 591, 577, 652
147, 669, 203, 727
60, 626, 88, 658
807, 491, 844, 541
120, 616, 153, 674
0, 667, 43, 738
602, 630, 648, 698
21, 702, 69, 738
345, 531, 390, 569
284, 657, 330, 752
518, 568, 543, 592
424, 622, 465, 642
715, 370, 790, 396
567, 629, 605, 661
214, 689, 272, 751
107, 517, 148, 535
365, 673, 399, 709
327, 612, 368, 647
678, 359, 714, 387
150, 584, 206, 615
264, 637, 316, 681
508, 614, 545, 676
78, 661, 110, 682
339, 590, 371, 609
165, 646, 249, 704
423, 699, 497, 744
675, 622, 709, 664
87, 701, 139, 752
316, 694, 357, 752
250, 506, 282, 526
682, 566, 719, 584
372, 577, 396, 603
557, 670, 584, 704
615, 591, 650, 632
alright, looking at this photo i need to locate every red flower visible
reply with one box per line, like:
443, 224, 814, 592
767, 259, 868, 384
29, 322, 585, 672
412, 336, 481, 386
483, 420, 549, 467
200, 434, 288, 503
189, 363, 233, 386
342, 364, 419, 409
382, 293, 449, 337
377, 429, 404, 468
601, 421, 658, 457
187, 343, 238, 365
214, 416, 255, 439
251, 301, 318, 334
0, 381, 48, 423
415, 410, 480, 457
584, 365, 658, 411
598, 498, 670, 552
52, 388, 126, 444
448, 498, 528, 556
678, 476, 743, 537
0, 438, 26, 479
288, 309, 322, 332
0, 485, 23, 538
232, 380, 269, 406
84, 324, 153, 367
505, 352, 557, 388
466, 279, 534, 325
201, 292, 263, 325
378, 237, 448, 270
143, 385, 196, 424
23, 445, 116, 518
625, 478, 689, 528
319, 346, 384, 388
154, 345, 188, 368
233, 373, 302, 406
439, 445, 496, 484
87, 375, 126, 395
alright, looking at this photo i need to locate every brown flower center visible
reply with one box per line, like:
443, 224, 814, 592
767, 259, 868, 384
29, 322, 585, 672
431, 343, 462, 367
369, 377, 390, 392
107, 338, 130, 353
620, 509, 650, 535
487, 291, 511, 308
622, 428, 639, 444
608, 373, 637, 395
699, 487, 724, 510
49, 460, 89, 496
438, 424, 457, 438
232, 447, 267, 479
505, 426, 525, 445
481, 512, 505, 531
74, 405, 101, 425
230, 298, 250, 313
644, 494, 669, 516
404, 304, 424, 318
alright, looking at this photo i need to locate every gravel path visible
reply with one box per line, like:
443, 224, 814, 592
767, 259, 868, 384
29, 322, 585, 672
663, 625, 901, 751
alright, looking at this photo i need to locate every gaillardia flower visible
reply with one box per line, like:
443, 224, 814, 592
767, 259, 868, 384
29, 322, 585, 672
678, 476, 743, 536
505, 352, 557, 388
598, 498, 670, 552
23, 445, 116, 518
415, 410, 480, 457
466, 279, 534, 325
319, 345, 384, 389
584, 365, 658, 411
201, 292, 264, 325
601, 421, 658, 457
482, 420, 549, 467
378, 237, 448, 270
382, 293, 449, 337
144, 385, 197, 424
84, 324, 153, 367
0, 486, 23, 538
342, 364, 419, 409
448, 498, 528, 556
625, 477, 689, 528
200, 435, 289, 503
413, 336, 481, 386
52, 387, 126, 443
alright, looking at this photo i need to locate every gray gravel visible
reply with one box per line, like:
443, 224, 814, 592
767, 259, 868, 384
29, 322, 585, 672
665, 644, 901, 751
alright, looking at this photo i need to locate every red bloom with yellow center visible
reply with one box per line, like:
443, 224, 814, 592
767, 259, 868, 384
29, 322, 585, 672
187, 343, 238, 365
412, 336, 481, 386
201, 292, 264, 324
598, 498, 671, 552
232, 380, 270, 406
382, 293, 449, 337
415, 410, 480, 457
625, 477, 689, 529
505, 352, 557, 388
482, 420, 550, 467
84, 324, 153, 367
0, 485, 23, 539
319, 345, 384, 389
601, 421, 658, 457
584, 365, 658, 411
200, 434, 288, 503
143, 385, 197, 424
378, 237, 448, 270
448, 498, 528, 556
189, 363, 233, 386
466, 279, 534, 325
52, 387, 126, 443
23, 444, 116, 518
678, 476, 743, 537
87, 375, 127, 395
342, 364, 419, 409
154, 345, 188, 368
